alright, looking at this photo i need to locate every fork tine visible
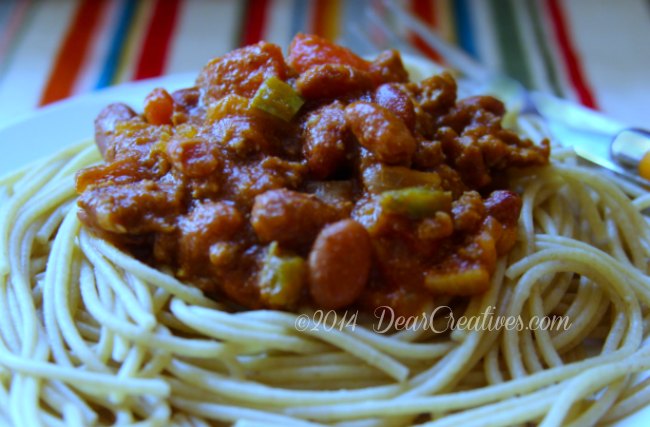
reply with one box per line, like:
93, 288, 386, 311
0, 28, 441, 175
343, 22, 383, 55
344, 6, 414, 56
365, 5, 419, 55
378, 0, 489, 81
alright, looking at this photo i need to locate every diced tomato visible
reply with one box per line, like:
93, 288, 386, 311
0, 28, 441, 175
144, 88, 174, 125
288, 33, 370, 73
197, 42, 290, 104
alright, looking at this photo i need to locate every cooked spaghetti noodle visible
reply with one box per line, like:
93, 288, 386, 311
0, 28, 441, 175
0, 46, 650, 426
2, 81, 650, 427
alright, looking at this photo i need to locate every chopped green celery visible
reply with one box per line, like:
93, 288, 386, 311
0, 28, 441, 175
380, 187, 452, 219
259, 242, 306, 308
362, 164, 441, 194
251, 76, 304, 121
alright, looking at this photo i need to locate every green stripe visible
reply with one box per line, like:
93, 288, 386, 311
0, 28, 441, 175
525, 0, 564, 96
234, 0, 249, 48
112, 0, 149, 84
487, 0, 534, 89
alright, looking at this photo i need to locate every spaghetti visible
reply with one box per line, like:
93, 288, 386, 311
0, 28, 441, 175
1, 67, 650, 427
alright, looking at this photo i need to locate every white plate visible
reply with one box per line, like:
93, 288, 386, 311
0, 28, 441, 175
0, 73, 194, 175
0, 74, 647, 426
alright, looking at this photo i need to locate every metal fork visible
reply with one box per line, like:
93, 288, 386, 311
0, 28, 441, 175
345, 1, 650, 187
345, 1, 540, 117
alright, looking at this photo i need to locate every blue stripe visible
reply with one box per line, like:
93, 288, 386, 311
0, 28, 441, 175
0, 0, 27, 80
290, 0, 308, 37
340, 0, 367, 50
0, 0, 19, 38
453, 0, 477, 58
95, 0, 136, 89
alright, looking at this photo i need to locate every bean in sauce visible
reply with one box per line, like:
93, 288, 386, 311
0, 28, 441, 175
76, 33, 549, 313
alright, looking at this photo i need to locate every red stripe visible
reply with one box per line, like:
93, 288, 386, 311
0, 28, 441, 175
241, 0, 269, 46
412, 0, 436, 26
411, 35, 443, 63
546, 0, 597, 109
311, 0, 328, 39
0, 0, 32, 64
133, 0, 182, 81
409, 0, 442, 63
39, 0, 108, 106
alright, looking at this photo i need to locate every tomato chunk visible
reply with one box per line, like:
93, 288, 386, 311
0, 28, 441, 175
144, 88, 174, 125
197, 42, 290, 104
288, 33, 370, 73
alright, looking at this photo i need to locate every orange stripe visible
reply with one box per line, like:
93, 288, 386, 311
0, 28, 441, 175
311, 0, 327, 39
323, 0, 341, 41
311, 0, 341, 41
39, 0, 108, 106
437, 0, 456, 43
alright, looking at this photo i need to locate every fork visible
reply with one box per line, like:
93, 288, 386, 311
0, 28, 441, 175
345, 1, 650, 187
349, 0, 540, 117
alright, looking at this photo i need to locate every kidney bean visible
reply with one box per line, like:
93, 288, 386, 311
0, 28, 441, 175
251, 189, 338, 248
172, 86, 199, 106
308, 219, 371, 309
94, 103, 137, 160
373, 84, 416, 130
302, 102, 349, 179
295, 64, 373, 99
170, 87, 200, 124
345, 101, 416, 165
368, 49, 409, 84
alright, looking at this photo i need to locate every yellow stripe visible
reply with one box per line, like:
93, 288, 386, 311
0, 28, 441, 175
112, 0, 153, 84
437, 0, 457, 44
324, 0, 341, 41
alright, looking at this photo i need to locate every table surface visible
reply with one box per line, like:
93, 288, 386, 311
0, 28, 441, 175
0, 0, 648, 131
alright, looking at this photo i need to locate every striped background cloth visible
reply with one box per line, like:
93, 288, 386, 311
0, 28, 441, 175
0, 0, 648, 130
